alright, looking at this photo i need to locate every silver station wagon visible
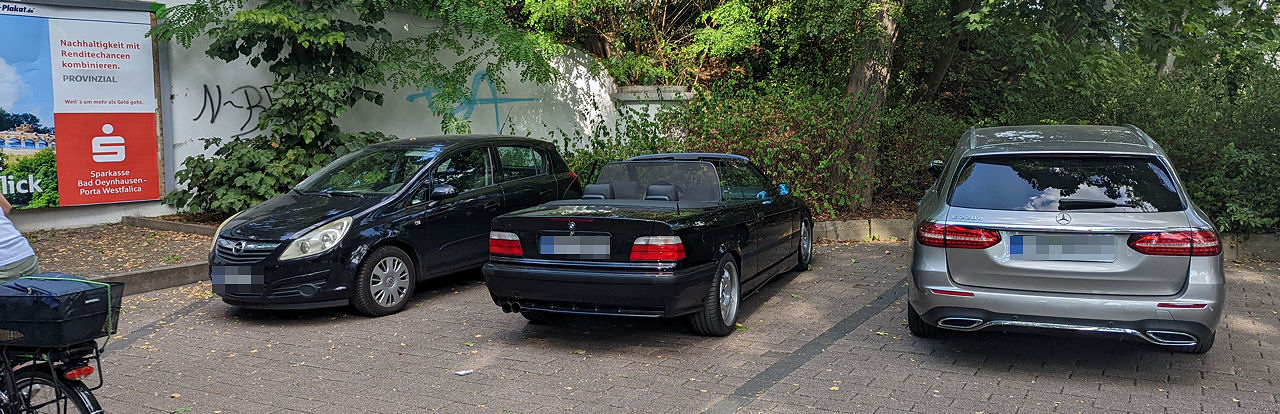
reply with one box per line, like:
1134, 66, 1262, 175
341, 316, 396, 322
908, 125, 1224, 353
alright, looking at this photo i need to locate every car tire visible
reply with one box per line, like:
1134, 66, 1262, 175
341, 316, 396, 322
907, 304, 943, 338
351, 246, 416, 316
689, 254, 740, 337
1168, 331, 1215, 354
520, 310, 561, 324
793, 219, 813, 271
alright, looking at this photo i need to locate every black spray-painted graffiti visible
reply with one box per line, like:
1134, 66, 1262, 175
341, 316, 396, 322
192, 84, 274, 138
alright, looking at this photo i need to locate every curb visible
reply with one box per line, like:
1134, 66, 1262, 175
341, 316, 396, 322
815, 219, 913, 242
122, 216, 217, 237
92, 261, 208, 296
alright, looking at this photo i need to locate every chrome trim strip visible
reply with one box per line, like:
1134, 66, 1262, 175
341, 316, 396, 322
938, 319, 1198, 346
939, 221, 1192, 233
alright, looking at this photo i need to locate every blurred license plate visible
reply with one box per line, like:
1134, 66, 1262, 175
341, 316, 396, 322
540, 235, 610, 258
1010, 234, 1115, 262
211, 266, 264, 295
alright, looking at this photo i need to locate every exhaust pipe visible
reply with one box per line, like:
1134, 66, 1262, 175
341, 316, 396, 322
1145, 330, 1198, 346
501, 302, 512, 313
510, 302, 522, 313
936, 317, 984, 330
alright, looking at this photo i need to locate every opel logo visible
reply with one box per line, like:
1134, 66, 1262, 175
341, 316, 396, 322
232, 240, 247, 255
1056, 213, 1072, 225
567, 222, 576, 231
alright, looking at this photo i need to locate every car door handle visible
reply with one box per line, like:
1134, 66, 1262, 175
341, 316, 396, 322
483, 202, 500, 212
538, 189, 553, 197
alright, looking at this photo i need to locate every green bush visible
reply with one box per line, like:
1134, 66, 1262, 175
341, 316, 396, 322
672, 81, 865, 219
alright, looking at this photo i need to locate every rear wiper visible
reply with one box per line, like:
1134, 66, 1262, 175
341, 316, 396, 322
1058, 198, 1137, 210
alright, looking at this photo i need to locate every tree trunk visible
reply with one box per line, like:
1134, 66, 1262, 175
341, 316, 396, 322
918, 0, 976, 102
844, 0, 902, 214
1157, 10, 1190, 76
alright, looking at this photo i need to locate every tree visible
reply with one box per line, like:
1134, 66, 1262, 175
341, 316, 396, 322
150, 0, 564, 213
844, 0, 904, 213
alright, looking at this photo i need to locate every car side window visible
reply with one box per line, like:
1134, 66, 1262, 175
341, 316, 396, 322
497, 146, 547, 182
719, 161, 770, 202
433, 148, 493, 193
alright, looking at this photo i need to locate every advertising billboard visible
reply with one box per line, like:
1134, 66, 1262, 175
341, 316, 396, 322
0, 1, 160, 209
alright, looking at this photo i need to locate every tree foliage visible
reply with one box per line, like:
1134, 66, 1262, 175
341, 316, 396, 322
151, 0, 562, 213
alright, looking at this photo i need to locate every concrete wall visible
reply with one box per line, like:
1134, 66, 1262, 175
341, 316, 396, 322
15, 1, 620, 231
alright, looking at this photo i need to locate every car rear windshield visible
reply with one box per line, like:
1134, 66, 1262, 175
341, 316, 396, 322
948, 155, 1184, 212
595, 161, 722, 201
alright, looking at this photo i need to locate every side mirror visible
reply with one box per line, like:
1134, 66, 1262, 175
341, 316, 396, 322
927, 160, 945, 178
429, 184, 459, 200
778, 183, 791, 196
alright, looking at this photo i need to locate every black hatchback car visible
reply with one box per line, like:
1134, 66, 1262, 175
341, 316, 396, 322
210, 135, 581, 315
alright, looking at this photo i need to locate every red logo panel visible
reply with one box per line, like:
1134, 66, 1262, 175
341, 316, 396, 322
54, 113, 161, 206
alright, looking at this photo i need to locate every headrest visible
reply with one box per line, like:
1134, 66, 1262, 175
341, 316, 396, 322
582, 183, 613, 199
644, 184, 679, 201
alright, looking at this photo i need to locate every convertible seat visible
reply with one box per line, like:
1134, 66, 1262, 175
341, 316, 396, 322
582, 184, 614, 199
644, 184, 679, 201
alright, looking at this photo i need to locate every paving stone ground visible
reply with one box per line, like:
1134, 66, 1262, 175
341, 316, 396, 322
92, 242, 1280, 413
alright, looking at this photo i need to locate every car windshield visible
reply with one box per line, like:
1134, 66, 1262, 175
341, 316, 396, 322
949, 155, 1184, 212
594, 161, 722, 202
296, 144, 445, 195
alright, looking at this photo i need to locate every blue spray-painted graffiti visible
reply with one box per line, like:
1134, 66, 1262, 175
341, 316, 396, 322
406, 71, 540, 132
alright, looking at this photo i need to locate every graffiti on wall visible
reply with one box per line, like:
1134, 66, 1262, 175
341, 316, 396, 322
192, 84, 274, 138
406, 71, 540, 132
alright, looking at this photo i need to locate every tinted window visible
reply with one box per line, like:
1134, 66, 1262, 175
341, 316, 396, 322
434, 148, 493, 192
718, 161, 771, 202
296, 145, 441, 195
497, 146, 547, 182
949, 156, 1184, 212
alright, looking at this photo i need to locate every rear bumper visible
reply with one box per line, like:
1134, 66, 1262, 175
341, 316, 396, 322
482, 259, 717, 317
909, 243, 1224, 345
918, 306, 1212, 346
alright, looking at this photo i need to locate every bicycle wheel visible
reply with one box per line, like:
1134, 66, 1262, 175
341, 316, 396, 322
11, 365, 100, 414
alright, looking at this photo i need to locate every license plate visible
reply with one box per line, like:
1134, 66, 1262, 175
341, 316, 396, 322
540, 235, 610, 258
211, 266, 264, 295
1010, 234, 1115, 262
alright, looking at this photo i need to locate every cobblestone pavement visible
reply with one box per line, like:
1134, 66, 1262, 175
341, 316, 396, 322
94, 242, 1280, 413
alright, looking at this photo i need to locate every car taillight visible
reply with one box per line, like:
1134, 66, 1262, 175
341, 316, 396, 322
916, 222, 1001, 249
489, 231, 524, 256
63, 365, 94, 380
630, 236, 685, 261
1128, 229, 1221, 256
567, 171, 579, 184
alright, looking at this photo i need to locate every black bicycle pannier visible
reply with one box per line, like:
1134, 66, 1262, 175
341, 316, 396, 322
0, 273, 124, 347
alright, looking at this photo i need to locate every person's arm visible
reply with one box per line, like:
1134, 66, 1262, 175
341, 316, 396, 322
0, 193, 11, 216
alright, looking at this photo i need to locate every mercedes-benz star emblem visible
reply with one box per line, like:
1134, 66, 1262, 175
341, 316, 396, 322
1055, 212, 1072, 225
232, 240, 247, 255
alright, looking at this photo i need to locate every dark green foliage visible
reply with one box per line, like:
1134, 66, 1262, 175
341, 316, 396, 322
151, 0, 561, 213
673, 81, 863, 218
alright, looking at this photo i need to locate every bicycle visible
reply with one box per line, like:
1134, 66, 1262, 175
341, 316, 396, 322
0, 340, 103, 414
